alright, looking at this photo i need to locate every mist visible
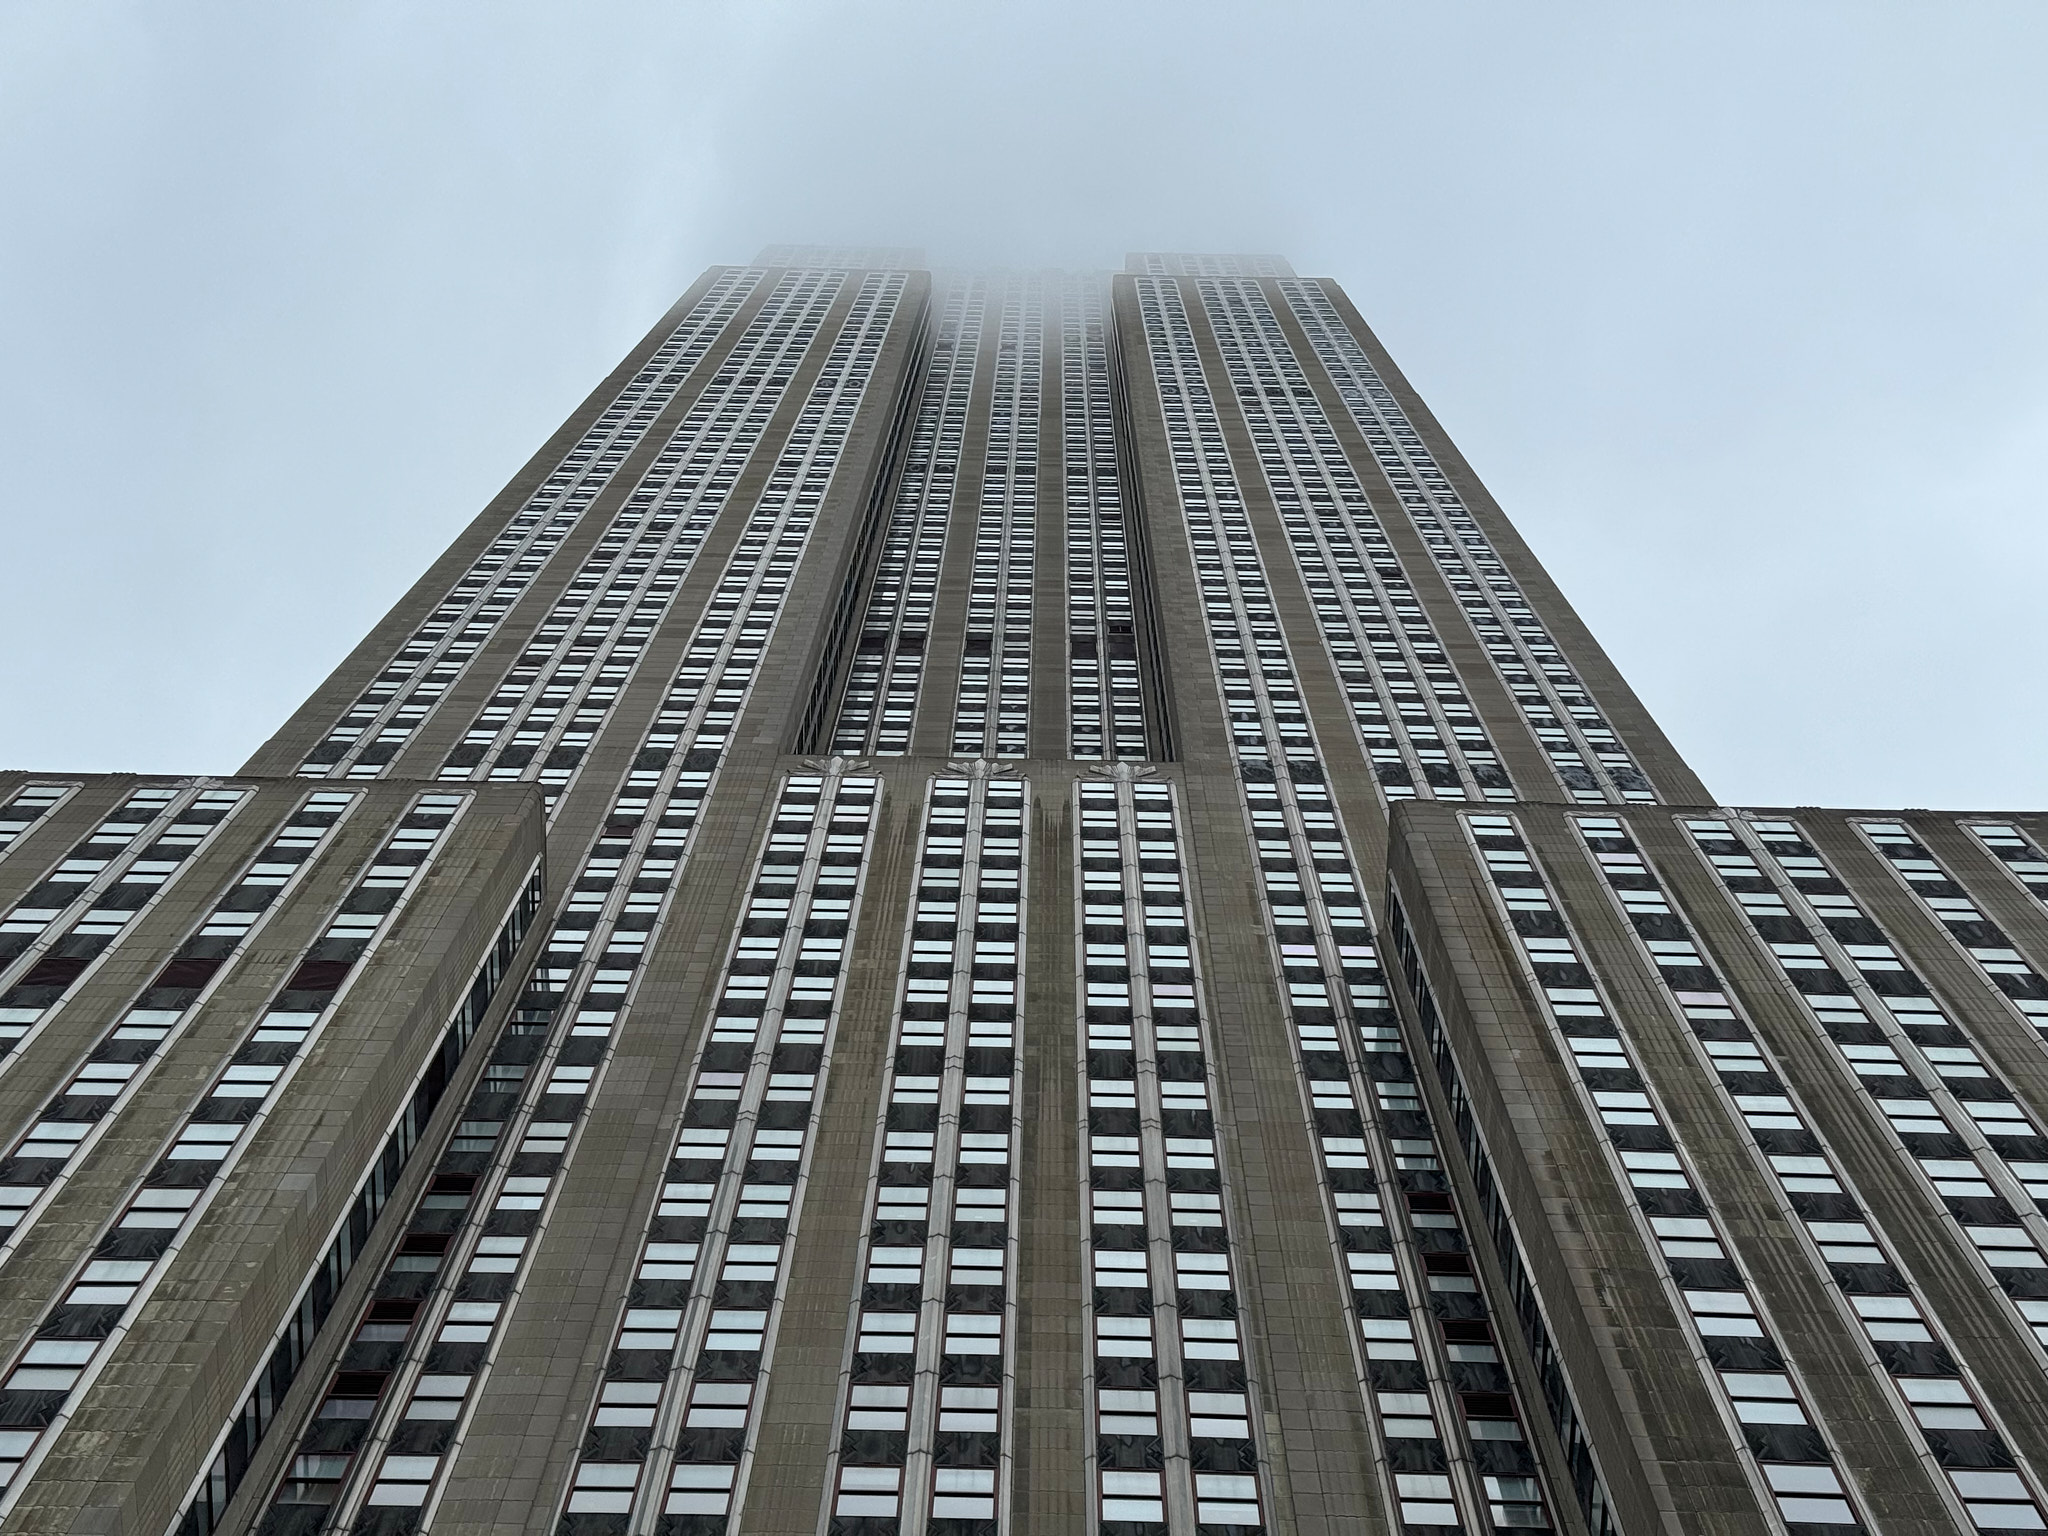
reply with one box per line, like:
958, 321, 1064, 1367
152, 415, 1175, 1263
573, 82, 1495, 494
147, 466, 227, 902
3, 0, 2044, 808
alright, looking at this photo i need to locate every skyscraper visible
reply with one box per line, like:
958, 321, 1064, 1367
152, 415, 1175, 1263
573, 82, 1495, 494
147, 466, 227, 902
1, 246, 2045, 1536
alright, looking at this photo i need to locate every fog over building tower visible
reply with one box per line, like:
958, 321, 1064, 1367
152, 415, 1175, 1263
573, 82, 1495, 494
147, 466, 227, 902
1, 248, 2046, 1536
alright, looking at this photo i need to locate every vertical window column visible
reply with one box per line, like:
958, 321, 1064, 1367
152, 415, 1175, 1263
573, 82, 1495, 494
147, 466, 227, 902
1384, 902, 1622, 1535
831, 278, 985, 755
547, 771, 880, 1536
951, 279, 1043, 761
820, 773, 1026, 1534
246, 581, 838, 1529
175, 871, 538, 1536
251, 272, 912, 1529
1076, 775, 1265, 1536
1246, 778, 1552, 1534
1058, 276, 1148, 760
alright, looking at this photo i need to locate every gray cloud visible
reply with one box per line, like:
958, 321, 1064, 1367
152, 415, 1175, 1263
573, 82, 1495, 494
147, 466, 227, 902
3, 0, 2043, 807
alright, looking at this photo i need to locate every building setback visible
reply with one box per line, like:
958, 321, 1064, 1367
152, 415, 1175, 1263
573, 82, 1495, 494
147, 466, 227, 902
0, 247, 2043, 1536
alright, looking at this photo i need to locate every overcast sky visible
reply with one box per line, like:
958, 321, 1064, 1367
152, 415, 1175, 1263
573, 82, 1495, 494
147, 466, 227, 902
3, 1, 2044, 808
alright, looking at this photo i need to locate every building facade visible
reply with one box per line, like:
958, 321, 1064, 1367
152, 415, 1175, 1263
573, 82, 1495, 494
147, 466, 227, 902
0, 248, 2043, 1536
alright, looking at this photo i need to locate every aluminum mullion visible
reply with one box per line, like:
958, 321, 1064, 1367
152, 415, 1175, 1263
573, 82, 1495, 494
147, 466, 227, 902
334, 272, 911, 1518
1231, 745, 1511, 1523
1072, 784, 1119, 1534
274, 864, 573, 1534
980, 786, 1026, 1536
1121, 784, 1195, 1536
1964, 823, 2048, 915
450, 511, 725, 795
820, 780, 959, 1535
898, 780, 987, 1532
1681, 822, 2048, 1361
1155, 274, 1477, 1517
1143, 781, 1269, 1535
520, 269, 905, 809
820, 786, 943, 1534
559, 769, 879, 1534
695, 776, 882, 1533
316, 808, 697, 1529
820, 771, 1025, 1535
